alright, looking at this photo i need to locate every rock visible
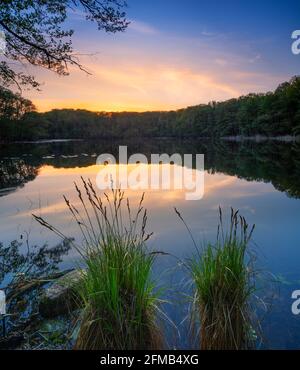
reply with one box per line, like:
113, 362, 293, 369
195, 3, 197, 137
0, 333, 25, 349
39, 269, 83, 318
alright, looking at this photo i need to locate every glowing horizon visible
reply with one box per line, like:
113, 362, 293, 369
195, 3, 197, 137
25, 1, 299, 113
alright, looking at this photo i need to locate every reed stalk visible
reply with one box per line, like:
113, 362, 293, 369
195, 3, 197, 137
34, 178, 164, 350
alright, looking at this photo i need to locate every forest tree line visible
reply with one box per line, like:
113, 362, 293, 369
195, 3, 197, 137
1, 76, 300, 142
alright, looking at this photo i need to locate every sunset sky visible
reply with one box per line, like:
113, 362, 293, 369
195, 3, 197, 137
27, 0, 300, 112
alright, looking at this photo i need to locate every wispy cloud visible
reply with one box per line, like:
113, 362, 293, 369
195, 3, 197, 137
248, 54, 261, 63
27, 17, 287, 112
128, 20, 158, 35
214, 58, 228, 66
201, 30, 216, 37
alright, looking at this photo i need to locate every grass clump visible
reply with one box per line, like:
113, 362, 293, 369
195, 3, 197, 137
34, 178, 164, 350
177, 207, 256, 350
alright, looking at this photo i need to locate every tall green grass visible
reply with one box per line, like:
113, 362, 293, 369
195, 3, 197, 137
177, 207, 256, 350
34, 179, 164, 350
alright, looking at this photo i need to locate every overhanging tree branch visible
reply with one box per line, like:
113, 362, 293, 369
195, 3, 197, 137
0, 0, 129, 90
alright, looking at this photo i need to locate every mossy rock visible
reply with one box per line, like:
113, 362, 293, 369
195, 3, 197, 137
39, 269, 83, 318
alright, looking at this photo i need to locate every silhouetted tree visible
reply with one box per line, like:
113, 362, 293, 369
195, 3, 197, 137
1, 76, 300, 142
0, 0, 129, 89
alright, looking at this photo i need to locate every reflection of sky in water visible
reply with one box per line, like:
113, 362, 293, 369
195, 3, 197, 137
1, 163, 300, 349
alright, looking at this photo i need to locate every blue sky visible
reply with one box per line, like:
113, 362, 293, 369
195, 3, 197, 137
28, 0, 300, 112
127, 0, 300, 72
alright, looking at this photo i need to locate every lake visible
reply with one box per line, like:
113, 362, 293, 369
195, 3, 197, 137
1, 138, 300, 349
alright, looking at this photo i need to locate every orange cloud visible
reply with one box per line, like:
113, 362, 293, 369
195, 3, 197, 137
28, 61, 242, 112
25, 23, 284, 112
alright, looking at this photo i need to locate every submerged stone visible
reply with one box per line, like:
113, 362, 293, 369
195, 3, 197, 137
39, 269, 83, 318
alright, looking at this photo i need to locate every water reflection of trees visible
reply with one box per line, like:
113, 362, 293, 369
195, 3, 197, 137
202, 141, 300, 199
0, 159, 39, 197
0, 238, 72, 338
0, 139, 300, 199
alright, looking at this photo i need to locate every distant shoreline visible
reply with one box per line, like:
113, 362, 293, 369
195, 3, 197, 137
1, 136, 300, 145
221, 135, 300, 142
14, 139, 83, 144
0, 139, 84, 145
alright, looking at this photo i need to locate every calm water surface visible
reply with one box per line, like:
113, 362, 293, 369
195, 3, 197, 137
1, 139, 300, 349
